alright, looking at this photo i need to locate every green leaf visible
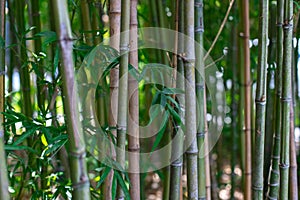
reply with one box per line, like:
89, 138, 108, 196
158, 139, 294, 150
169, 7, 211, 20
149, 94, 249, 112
96, 166, 111, 188
150, 111, 170, 153
166, 103, 181, 124
112, 174, 117, 200
114, 170, 130, 199
14, 127, 38, 145
162, 87, 184, 95
5, 145, 37, 153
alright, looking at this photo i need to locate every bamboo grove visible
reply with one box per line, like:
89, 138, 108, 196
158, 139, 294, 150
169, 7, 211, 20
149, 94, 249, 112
0, 0, 299, 199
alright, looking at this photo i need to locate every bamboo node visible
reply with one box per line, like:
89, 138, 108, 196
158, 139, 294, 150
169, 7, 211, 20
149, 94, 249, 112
128, 147, 140, 152
279, 163, 289, 169
282, 23, 293, 30
119, 44, 130, 51
268, 182, 279, 187
171, 161, 183, 167
185, 149, 198, 154
194, 2, 203, 7
197, 131, 205, 138
72, 179, 90, 189
266, 195, 278, 200
199, 197, 206, 200
195, 83, 205, 90
195, 27, 204, 33
255, 98, 266, 105
252, 185, 263, 191
281, 97, 292, 102
117, 125, 127, 131
69, 151, 86, 158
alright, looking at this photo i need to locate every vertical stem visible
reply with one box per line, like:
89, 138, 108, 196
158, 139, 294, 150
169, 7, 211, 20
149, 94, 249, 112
266, 0, 284, 198
184, 0, 198, 199
170, 0, 184, 199
116, 0, 130, 198
240, 0, 251, 198
195, 0, 206, 199
105, 0, 121, 198
263, 1, 276, 196
128, 0, 140, 199
52, 0, 91, 199
0, 0, 10, 199
31, 0, 44, 110
252, 0, 268, 199
80, 0, 93, 46
279, 0, 293, 199
289, 101, 298, 199
16, 0, 33, 119
229, 2, 238, 199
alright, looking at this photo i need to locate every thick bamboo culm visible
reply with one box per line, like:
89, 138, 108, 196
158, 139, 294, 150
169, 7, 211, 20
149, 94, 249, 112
252, 0, 268, 199
184, 0, 199, 199
279, 0, 293, 199
116, 0, 130, 198
52, 0, 91, 199
128, 0, 140, 199
266, 0, 284, 198
0, 0, 10, 198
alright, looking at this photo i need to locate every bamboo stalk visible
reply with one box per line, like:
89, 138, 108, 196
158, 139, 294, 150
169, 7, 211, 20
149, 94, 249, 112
252, 0, 268, 199
266, 0, 284, 198
289, 100, 298, 199
80, 0, 93, 46
170, 0, 184, 199
229, 3, 238, 199
128, 0, 140, 199
263, 1, 276, 196
239, 0, 251, 198
279, 0, 293, 198
116, 0, 130, 198
104, 0, 121, 198
0, 0, 10, 198
194, 0, 206, 199
184, 0, 198, 199
31, 0, 45, 110
16, 0, 33, 119
52, 0, 91, 198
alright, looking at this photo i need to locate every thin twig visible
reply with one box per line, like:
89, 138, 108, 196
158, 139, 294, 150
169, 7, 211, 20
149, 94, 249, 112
204, 0, 234, 60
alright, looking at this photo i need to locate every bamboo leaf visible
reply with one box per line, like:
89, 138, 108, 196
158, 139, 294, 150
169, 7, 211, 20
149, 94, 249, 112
150, 111, 169, 153
114, 170, 130, 199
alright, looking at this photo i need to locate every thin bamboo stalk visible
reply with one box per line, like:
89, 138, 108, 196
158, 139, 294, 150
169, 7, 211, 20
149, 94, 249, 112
128, 0, 140, 199
0, 0, 10, 199
279, 0, 293, 198
31, 0, 44, 110
116, 0, 130, 198
16, 0, 33, 119
289, 101, 298, 199
266, 0, 284, 198
240, 0, 251, 198
229, 3, 238, 199
184, 0, 198, 199
252, 0, 268, 199
52, 0, 91, 198
195, 0, 206, 199
105, 0, 121, 198
263, 1, 276, 196
170, 0, 184, 199
80, 0, 93, 46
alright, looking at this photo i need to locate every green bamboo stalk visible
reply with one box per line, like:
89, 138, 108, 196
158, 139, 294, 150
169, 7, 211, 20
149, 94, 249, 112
239, 0, 251, 198
170, 0, 184, 199
263, 1, 276, 196
80, 0, 93, 46
194, 0, 206, 199
31, 0, 45, 110
52, 0, 91, 199
128, 0, 140, 199
279, 0, 293, 198
252, 0, 268, 199
104, 0, 121, 198
184, 0, 198, 199
229, 3, 238, 199
16, 0, 33, 119
116, 0, 130, 198
266, 0, 284, 198
0, 0, 10, 199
